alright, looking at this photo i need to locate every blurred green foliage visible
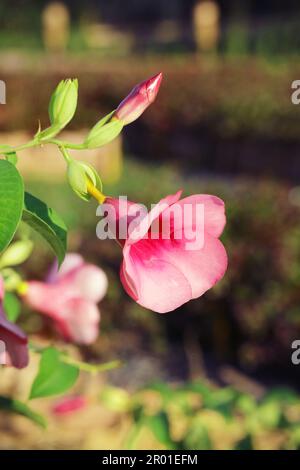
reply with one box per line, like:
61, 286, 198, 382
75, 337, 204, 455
102, 381, 300, 450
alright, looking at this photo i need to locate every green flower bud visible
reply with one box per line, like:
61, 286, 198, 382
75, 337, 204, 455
84, 114, 123, 149
0, 240, 33, 269
67, 160, 102, 201
37, 79, 79, 142
49, 79, 78, 128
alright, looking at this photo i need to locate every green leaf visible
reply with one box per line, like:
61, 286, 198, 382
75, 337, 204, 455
263, 388, 300, 405
235, 434, 253, 450
3, 292, 21, 322
145, 412, 174, 448
183, 419, 212, 450
30, 347, 79, 399
22, 192, 67, 265
0, 396, 47, 428
256, 401, 282, 429
0, 160, 24, 253
146, 383, 176, 406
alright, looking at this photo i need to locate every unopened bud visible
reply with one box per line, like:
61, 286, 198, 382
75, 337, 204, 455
49, 78, 78, 127
67, 160, 102, 201
113, 72, 163, 125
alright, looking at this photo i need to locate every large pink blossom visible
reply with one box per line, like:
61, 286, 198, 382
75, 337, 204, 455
24, 254, 108, 345
114, 73, 163, 125
0, 277, 28, 369
105, 191, 227, 313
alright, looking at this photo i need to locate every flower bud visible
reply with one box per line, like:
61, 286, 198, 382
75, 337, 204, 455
0, 240, 33, 269
85, 117, 123, 149
100, 386, 130, 412
67, 160, 102, 201
113, 72, 163, 125
49, 79, 78, 129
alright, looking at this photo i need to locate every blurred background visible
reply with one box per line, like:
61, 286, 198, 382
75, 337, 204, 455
1, 0, 300, 450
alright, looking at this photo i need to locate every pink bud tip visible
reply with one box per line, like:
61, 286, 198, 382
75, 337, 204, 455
144, 72, 163, 103
114, 72, 163, 125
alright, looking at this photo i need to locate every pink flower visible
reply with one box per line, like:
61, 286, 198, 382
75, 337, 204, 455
0, 277, 29, 369
24, 254, 108, 345
52, 395, 86, 416
114, 72, 163, 125
105, 191, 227, 313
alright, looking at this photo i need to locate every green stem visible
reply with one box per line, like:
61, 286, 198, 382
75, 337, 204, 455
13, 140, 38, 152
61, 356, 122, 374
11, 138, 85, 155
58, 145, 71, 163
29, 343, 122, 375
47, 139, 86, 150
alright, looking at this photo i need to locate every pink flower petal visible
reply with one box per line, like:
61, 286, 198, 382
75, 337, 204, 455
114, 72, 163, 125
62, 264, 108, 303
0, 327, 28, 369
121, 242, 192, 313
47, 253, 84, 283
25, 254, 107, 345
52, 395, 86, 416
158, 234, 228, 299
53, 298, 100, 345
127, 190, 182, 245
161, 194, 226, 239
0, 282, 28, 368
104, 197, 147, 243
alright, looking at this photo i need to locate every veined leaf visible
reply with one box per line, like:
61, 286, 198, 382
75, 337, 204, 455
22, 192, 67, 265
0, 160, 24, 253
30, 347, 79, 399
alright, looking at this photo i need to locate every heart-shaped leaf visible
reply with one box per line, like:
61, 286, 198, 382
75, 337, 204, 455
22, 192, 67, 265
30, 348, 79, 399
0, 160, 24, 253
